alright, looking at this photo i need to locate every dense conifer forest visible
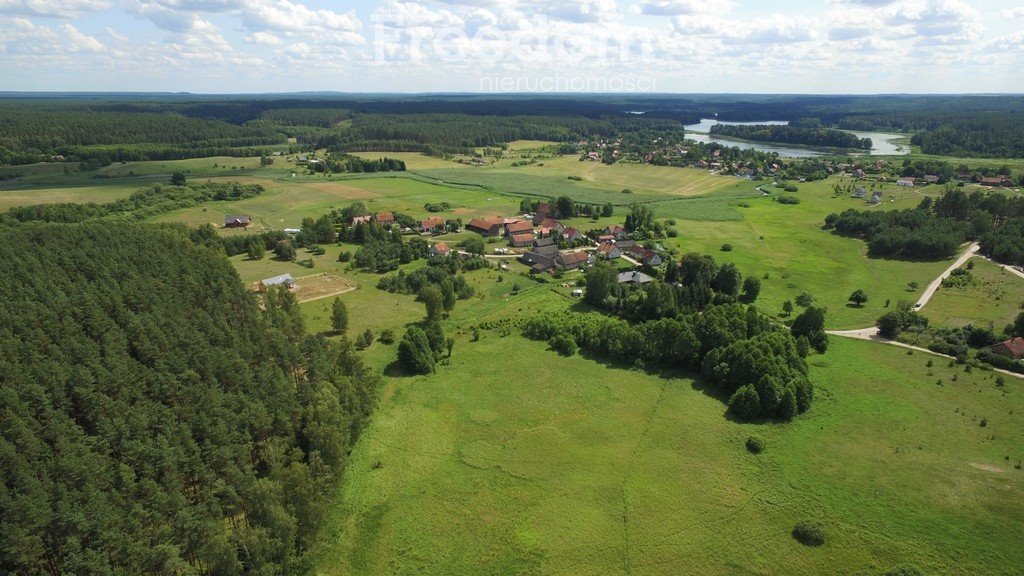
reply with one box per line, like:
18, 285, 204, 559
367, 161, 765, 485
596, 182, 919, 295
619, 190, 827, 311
0, 222, 377, 575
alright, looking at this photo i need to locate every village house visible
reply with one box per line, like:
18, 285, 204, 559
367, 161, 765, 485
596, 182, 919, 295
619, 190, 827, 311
259, 273, 294, 292
852, 187, 867, 199
352, 215, 372, 225
604, 224, 626, 239
851, 168, 865, 179
520, 237, 561, 272
466, 217, 506, 237
923, 175, 939, 184
896, 176, 916, 187
561, 227, 584, 243
420, 215, 446, 234
980, 176, 1011, 187
991, 337, 1024, 360
429, 242, 451, 257
374, 212, 395, 226
224, 215, 251, 228
532, 203, 552, 225
596, 241, 621, 259
868, 191, 884, 205
617, 270, 654, 285
556, 251, 592, 270
639, 249, 663, 267
598, 234, 616, 243
538, 219, 564, 236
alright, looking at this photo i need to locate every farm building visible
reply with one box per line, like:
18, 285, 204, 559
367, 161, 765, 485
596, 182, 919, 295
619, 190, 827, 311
224, 215, 251, 228
259, 273, 295, 291
420, 215, 446, 234
991, 337, 1024, 360
510, 232, 534, 247
981, 176, 1012, 187
505, 220, 534, 236
556, 251, 592, 270
896, 177, 916, 187
467, 217, 506, 236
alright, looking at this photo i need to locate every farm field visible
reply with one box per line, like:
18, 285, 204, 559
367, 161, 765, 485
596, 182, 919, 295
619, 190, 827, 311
2, 150, 993, 330
310, 334, 1024, 576
922, 257, 1024, 330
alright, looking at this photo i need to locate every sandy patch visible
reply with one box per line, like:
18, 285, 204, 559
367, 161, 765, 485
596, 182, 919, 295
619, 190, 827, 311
969, 462, 1004, 473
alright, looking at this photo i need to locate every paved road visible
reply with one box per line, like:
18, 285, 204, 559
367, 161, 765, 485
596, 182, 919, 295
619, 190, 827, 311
914, 242, 980, 309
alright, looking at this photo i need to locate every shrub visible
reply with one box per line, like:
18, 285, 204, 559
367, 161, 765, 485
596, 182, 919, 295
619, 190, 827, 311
549, 334, 578, 356
784, 185, 798, 192
745, 436, 764, 454
378, 329, 395, 345
777, 195, 800, 205
721, 243, 733, 252
338, 251, 352, 262
791, 520, 826, 546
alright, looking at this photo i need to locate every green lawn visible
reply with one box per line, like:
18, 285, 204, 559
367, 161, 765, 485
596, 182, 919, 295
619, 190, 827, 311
922, 258, 1024, 330
310, 333, 1024, 575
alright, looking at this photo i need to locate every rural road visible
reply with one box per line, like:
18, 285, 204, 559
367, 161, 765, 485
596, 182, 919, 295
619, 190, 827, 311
826, 241, 1024, 379
913, 242, 980, 309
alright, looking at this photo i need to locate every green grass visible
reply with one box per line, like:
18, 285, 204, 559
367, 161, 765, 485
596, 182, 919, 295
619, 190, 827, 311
922, 258, 1024, 330
310, 334, 1024, 575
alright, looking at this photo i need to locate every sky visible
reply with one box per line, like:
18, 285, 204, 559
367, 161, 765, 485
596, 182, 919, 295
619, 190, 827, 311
1, 0, 1023, 94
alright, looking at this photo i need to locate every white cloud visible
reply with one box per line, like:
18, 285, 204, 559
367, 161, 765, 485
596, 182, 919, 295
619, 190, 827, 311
62, 23, 104, 52
244, 30, 281, 45
999, 6, 1024, 19
0, 0, 110, 18
639, 0, 733, 16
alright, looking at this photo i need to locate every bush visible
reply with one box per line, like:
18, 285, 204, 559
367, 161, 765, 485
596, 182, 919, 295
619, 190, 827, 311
784, 185, 798, 192
777, 195, 800, 205
338, 251, 352, 262
378, 329, 395, 345
549, 334, 578, 356
721, 243, 733, 252
791, 520, 826, 546
745, 436, 764, 454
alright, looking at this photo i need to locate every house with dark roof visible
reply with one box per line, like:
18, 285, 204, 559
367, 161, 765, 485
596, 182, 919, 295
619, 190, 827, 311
224, 215, 251, 228
420, 215, 446, 234
981, 176, 1011, 187
992, 337, 1024, 360
531, 236, 560, 257
617, 270, 653, 285
467, 217, 506, 236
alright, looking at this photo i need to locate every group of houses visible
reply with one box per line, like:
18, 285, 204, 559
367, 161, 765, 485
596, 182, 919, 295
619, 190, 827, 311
520, 237, 593, 273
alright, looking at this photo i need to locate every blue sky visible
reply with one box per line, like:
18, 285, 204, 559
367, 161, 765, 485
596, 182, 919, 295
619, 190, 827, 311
1, 0, 1022, 93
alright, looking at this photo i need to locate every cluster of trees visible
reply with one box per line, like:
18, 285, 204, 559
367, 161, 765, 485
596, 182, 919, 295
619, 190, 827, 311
981, 218, 1024, 266
397, 321, 452, 374
353, 235, 430, 273
0, 222, 377, 574
829, 188, 1024, 263
2, 181, 264, 224
307, 154, 406, 174
518, 197, 615, 219
709, 124, 872, 150
910, 113, 1024, 158
376, 257, 478, 299
585, 254, 760, 321
521, 305, 814, 421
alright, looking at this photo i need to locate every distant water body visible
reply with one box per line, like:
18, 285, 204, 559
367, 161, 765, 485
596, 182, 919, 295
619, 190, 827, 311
681, 119, 909, 158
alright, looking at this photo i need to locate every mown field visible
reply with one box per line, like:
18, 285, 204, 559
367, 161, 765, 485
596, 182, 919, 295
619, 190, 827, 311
309, 330, 1024, 575
922, 257, 1024, 330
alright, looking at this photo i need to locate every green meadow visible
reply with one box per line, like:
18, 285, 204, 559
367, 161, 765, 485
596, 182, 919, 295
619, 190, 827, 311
922, 258, 1024, 330
310, 332, 1024, 575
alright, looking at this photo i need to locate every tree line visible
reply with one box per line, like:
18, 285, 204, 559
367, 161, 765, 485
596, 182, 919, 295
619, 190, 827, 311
708, 124, 872, 150
0, 221, 377, 574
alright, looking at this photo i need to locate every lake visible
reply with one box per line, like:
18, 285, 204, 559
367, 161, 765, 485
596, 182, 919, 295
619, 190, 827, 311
682, 119, 909, 158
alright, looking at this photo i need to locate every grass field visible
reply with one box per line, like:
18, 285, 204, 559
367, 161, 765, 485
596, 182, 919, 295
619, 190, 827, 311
922, 258, 1024, 330
310, 334, 1024, 575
